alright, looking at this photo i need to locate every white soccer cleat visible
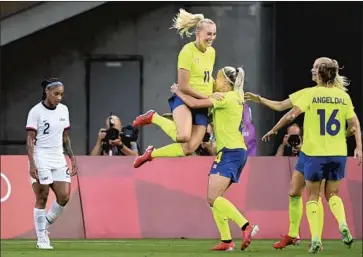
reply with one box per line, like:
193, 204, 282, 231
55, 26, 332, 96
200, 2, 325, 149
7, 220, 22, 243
36, 231, 53, 250
36, 239, 54, 249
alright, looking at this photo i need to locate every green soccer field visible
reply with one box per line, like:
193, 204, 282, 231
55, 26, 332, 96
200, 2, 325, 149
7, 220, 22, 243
1, 239, 362, 257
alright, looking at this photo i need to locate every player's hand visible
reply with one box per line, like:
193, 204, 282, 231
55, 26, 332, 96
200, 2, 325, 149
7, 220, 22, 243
98, 128, 107, 140
354, 147, 362, 166
245, 92, 261, 103
211, 92, 224, 101
69, 160, 78, 176
29, 165, 38, 179
170, 83, 179, 93
262, 130, 277, 142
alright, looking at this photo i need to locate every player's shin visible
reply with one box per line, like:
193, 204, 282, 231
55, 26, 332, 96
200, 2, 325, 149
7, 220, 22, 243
213, 197, 248, 229
317, 197, 324, 241
151, 143, 185, 158
328, 195, 347, 227
152, 114, 177, 141
288, 195, 303, 238
34, 208, 47, 239
46, 200, 65, 227
306, 201, 320, 241
211, 206, 232, 242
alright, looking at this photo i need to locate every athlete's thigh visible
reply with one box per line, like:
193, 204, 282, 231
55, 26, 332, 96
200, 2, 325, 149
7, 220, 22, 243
170, 95, 192, 138
208, 174, 232, 201
290, 170, 306, 196
32, 181, 50, 198
210, 148, 247, 184
182, 124, 207, 153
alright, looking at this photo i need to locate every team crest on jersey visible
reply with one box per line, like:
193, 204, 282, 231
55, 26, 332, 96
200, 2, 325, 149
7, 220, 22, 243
194, 57, 199, 63
59, 118, 66, 121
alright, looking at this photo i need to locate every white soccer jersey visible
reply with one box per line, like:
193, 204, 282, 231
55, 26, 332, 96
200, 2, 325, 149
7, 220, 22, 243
26, 102, 70, 156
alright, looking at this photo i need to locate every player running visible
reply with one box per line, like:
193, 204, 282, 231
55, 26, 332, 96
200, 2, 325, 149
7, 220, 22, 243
245, 57, 361, 250
133, 9, 222, 168
262, 59, 360, 253
26, 78, 78, 249
171, 66, 259, 251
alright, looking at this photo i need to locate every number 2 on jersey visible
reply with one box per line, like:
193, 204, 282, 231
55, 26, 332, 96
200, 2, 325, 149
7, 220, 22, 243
317, 109, 340, 136
43, 122, 50, 134
204, 71, 210, 83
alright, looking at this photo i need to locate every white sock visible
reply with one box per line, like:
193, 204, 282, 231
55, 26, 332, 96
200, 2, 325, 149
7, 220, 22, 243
46, 201, 65, 228
34, 208, 46, 239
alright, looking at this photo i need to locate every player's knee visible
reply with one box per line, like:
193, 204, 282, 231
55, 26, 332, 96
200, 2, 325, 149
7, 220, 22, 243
207, 195, 216, 207
176, 133, 191, 143
324, 190, 339, 201
35, 194, 48, 208
288, 188, 302, 197
56, 193, 70, 206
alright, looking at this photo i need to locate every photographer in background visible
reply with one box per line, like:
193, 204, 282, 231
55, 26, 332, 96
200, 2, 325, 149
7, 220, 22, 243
91, 115, 139, 156
275, 123, 302, 157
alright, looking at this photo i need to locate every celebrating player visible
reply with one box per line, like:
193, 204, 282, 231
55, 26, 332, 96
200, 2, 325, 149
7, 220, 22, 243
262, 59, 360, 253
26, 78, 77, 249
245, 57, 361, 250
133, 9, 220, 168
171, 66, 259, 251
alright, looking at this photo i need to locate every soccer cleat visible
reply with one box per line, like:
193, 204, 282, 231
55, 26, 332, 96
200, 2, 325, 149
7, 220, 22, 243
211, 241, 236, 251
273, 234, 300, 249
308, 240, 322, 254
309, 242, 324, 252
241, 224, 259, 250
133, 146, 155, 168
340, 224, 353, 248
36, 238, 53, 250
133, 110, 156, 128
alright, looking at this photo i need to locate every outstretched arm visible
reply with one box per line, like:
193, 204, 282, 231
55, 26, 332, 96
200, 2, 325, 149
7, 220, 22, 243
245, 92, 292, 111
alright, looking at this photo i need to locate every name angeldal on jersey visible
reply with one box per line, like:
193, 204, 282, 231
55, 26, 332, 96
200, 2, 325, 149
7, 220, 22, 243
312, 97, 346, 105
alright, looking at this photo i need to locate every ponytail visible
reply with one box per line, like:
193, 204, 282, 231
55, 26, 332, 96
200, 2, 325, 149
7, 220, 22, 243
332, 60, 349, 91
171, 9, 210, 38
233, 67, 245, 101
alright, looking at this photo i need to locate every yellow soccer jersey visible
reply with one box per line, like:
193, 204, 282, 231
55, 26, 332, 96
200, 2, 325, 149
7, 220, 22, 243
178, 42, 215, 96
295, 86, 355, 156
289, 86, 316, 105
211, 91, 247, 152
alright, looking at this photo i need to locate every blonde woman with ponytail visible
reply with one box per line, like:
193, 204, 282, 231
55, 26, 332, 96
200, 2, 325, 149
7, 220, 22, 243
245, 57, 361, 251
168, 66, 259, 251
133, 9, 220, 168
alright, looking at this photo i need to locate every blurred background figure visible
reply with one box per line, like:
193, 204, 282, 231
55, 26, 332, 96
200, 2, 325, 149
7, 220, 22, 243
91, 115, 139, 156
275, 123, 302, 157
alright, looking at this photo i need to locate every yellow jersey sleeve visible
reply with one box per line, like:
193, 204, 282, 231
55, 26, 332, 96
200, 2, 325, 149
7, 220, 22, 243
178, 46, 193, 71
345, 95, 355, 120
289, 87, 311, 105
294, 90, 312, 112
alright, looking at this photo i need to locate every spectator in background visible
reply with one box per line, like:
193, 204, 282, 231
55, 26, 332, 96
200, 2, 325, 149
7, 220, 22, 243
91, 115, 139, 156
275, 123, 302, 157
242, 103, 257, 156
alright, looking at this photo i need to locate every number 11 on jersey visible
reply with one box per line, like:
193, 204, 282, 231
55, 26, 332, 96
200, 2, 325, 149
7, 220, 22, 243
204, 71, 210, 83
